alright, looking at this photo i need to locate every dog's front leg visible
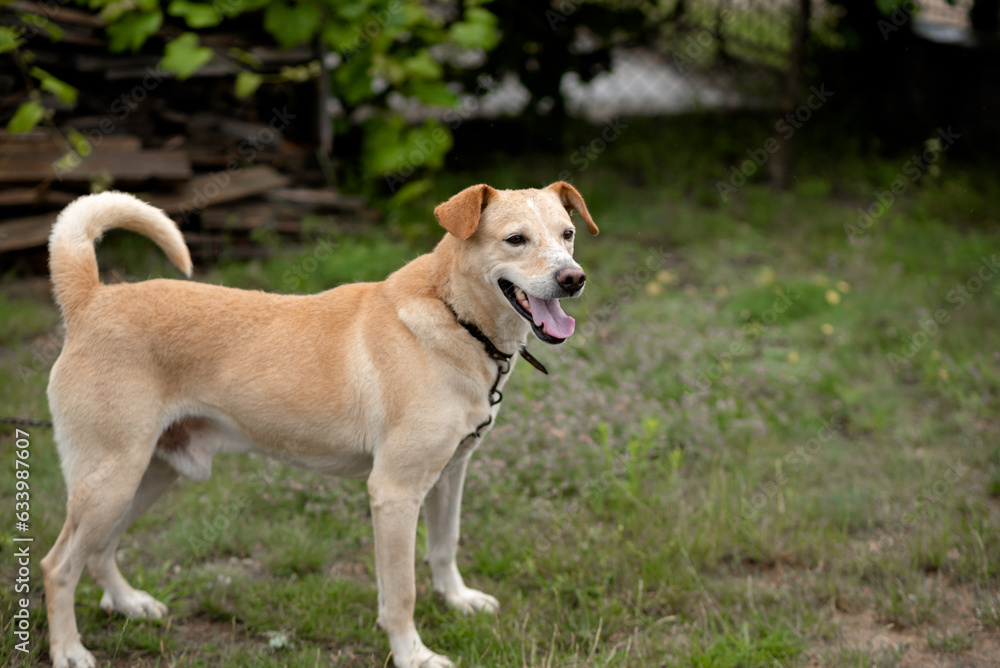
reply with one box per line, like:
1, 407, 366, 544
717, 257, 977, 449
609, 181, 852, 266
424, 453, 499, 614
369, 469, 454, 668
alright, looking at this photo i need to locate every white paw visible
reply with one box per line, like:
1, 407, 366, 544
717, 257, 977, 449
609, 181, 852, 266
418, 653, 455, 668
51, 642, 97, 668
442, 586, 499, 615
100, 588, 168, 619
391, 635, 454, 668
407, 647, 454, 668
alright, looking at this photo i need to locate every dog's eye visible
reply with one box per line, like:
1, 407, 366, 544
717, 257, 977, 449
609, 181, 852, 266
563, 229, 574, 241
505, 234, 525, 246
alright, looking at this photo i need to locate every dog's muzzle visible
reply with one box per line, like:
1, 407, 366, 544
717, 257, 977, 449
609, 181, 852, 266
498, 273, 585, 344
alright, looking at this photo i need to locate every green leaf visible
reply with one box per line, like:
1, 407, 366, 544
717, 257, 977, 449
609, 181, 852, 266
98, 0, 133, 24
333, 55, 375, 104
448, 6, 498, 50
408, 120, 451, 170
363, 118, 451, 180
106, 10, 163, 52
321, 21, 355, 52
234, 70, 263, 98
279, 61, 320, 82
30, 67, 78, 104
336, 0, 373, 21
19, 13, 65, 42
264, 1, 321, 49
160, 32, 214, 80
168, 0, 222, 28
402, 51, 441, 80
373, 53, 405, 85
6, 100, 46, 134
410, 81, 455, 107
214, 0, 270, 17
363, 115, 405, 179
227, 47, 264, 68
66, 128, 93, 157
388, 177, 432, 207
0, 26, 24, 54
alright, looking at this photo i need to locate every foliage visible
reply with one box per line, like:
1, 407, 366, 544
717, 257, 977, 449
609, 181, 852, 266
1, 0, 500, 197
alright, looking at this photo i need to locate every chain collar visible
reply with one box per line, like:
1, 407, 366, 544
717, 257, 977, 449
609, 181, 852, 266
445, 304, 548, 379
445, 302, 549, 442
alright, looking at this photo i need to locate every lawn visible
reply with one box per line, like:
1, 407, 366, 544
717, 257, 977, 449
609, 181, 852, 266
2, 114, 999, 667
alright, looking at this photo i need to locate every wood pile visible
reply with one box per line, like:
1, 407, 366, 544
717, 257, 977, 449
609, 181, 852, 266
0, 1, 376, 270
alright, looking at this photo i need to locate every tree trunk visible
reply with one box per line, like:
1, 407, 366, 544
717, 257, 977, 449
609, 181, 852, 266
768, 0, 811, 190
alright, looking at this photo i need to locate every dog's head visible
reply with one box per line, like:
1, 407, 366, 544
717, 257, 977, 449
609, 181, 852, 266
435, 181, 599, 344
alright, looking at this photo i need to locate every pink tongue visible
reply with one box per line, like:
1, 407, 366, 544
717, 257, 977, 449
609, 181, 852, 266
526, 294, 575, 339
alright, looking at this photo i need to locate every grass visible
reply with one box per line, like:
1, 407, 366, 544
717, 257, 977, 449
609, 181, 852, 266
2, 113, 999, 666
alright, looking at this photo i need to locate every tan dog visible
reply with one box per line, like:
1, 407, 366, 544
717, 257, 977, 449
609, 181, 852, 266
41, 182, 598, 668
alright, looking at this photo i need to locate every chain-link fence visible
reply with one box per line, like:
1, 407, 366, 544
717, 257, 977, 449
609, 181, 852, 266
463, 0, 985, 122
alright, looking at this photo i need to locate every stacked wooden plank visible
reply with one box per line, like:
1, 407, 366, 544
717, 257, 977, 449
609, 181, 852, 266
0, 1, 371, 266
0, 131, 374, 263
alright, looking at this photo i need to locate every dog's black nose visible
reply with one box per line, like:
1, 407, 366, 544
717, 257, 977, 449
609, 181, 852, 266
555, 267, 586, 292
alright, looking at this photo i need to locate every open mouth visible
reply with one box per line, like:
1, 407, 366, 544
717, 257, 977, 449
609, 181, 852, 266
498, 279, 575, 344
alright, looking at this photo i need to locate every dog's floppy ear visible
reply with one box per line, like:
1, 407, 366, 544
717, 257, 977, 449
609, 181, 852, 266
546, 181, 599, 236
434, 184, 497, 240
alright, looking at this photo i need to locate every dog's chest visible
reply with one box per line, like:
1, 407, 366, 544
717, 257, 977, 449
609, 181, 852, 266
450, 351, 515, 458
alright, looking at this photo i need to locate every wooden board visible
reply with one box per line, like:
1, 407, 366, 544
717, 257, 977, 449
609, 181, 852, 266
200, 206, 278, 231
0, 214, 55, 253
0, 188, 76, 207
145, 165, 290, 214
14, 0, 104, 27
0, 150, 191, 183
0, 132, 141, 153
266, 187, 367, 211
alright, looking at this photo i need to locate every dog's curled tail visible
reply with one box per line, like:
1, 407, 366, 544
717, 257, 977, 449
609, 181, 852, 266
49, 191, 192, 319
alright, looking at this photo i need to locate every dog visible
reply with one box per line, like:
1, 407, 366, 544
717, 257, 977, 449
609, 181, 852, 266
40, 181, 598, 668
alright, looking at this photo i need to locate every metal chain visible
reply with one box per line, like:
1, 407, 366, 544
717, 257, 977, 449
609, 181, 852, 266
1, 415, 54, 428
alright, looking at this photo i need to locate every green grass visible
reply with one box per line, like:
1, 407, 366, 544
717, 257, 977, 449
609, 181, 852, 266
0, 293, 58, 348
2, 114, 999, 666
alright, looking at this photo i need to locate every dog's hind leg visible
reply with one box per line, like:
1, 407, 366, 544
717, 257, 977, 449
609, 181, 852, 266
86, 456, 178, 618
424, 452, 499, 614
42, 437, 160, 668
